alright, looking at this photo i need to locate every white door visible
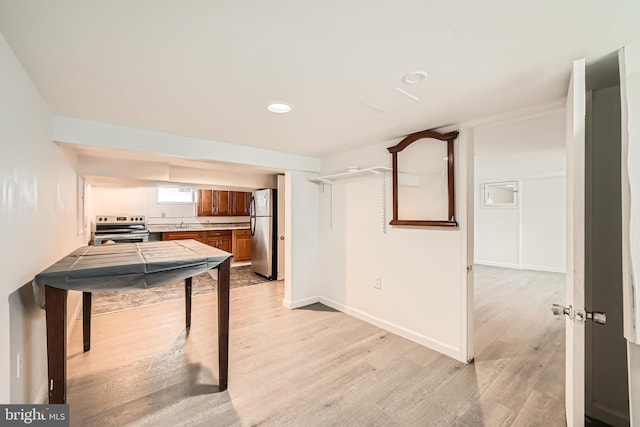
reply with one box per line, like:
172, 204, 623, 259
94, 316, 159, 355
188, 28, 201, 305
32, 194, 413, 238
564, 57, 587, 426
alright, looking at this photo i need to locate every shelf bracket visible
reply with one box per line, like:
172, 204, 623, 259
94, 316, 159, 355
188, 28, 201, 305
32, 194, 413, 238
382, 175, 387, 234
330, 184, 334, 230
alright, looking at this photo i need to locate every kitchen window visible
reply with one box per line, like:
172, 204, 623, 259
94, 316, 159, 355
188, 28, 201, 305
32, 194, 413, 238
157, 187, 196, 204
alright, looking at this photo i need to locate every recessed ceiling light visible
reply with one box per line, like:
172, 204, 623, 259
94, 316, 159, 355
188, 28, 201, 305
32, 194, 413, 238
267, 102, 293, 113
403, 70, 428, 84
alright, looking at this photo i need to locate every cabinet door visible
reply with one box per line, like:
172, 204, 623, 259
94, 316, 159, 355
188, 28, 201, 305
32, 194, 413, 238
213, 190, 231, 216
232, 191, 252, 216
232, 229, 252, 261
197, 190, 213, 216
242, 192, 252, 216
205, 230, 232, 253
219, 236, 232, 253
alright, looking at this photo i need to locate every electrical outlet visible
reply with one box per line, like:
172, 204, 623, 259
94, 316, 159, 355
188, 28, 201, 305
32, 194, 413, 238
374, 277, 382, 290
16, 352, 23, 379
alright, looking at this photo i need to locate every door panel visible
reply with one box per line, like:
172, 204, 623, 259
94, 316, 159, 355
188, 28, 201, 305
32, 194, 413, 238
585, 83, 629, 426
254, 189, 272, 217
197, 190, 213, 216
232, 192, 251, 216
213, 190, 231, 216
565, 57, 586, 427
251, 216, 272, 277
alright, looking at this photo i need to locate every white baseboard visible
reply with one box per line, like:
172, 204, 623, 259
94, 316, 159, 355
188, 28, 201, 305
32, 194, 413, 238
519, 264, 566, 274
318, 296, 461, 361
475, 260, 565, 274
282, 296, 319, 309
474, 260, 520, 269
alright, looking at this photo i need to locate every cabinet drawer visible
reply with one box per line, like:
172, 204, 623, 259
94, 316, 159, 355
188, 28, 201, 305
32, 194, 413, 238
233, 229, 251, 237
162, 231, 204, 242
206, 230, 231, 238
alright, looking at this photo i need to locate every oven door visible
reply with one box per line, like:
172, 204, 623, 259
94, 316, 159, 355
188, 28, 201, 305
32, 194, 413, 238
93, 233, 149, 245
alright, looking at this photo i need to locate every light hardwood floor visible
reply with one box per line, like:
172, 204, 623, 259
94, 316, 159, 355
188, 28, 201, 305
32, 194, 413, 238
66, 265, 566, 426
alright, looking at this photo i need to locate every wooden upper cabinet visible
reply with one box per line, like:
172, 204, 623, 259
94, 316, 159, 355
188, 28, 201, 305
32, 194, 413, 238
197, 190, 252, 217
213, 190, 231, 216
232, 192, 252, 216
197, 190, 214, 216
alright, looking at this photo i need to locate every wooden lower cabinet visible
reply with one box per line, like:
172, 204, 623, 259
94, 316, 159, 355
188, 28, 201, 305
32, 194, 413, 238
205, 230, 232, 253
232, 229, 252, 261
161, 229, 249, 260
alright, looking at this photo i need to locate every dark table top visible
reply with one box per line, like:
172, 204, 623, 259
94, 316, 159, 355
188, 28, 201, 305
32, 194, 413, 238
33, 240, 232, 295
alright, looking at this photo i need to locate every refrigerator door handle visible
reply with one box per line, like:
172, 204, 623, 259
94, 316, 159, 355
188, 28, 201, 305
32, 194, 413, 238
250, 195, 256, 236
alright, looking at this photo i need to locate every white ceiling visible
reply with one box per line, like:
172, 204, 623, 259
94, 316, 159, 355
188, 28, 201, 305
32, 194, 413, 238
1, 1, 639, 158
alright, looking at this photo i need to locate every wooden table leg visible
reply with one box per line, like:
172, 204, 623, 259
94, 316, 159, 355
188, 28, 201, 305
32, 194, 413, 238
185, 277, 192, 330
83, 292, 92, 352
45, 285, 68, 404
217, 258, 231, 391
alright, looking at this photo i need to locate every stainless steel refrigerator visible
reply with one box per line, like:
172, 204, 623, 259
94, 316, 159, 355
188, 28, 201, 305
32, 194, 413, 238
250, 188, 277, 279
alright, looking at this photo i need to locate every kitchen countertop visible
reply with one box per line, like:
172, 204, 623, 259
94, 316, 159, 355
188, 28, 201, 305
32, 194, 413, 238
148, 223, 250, 233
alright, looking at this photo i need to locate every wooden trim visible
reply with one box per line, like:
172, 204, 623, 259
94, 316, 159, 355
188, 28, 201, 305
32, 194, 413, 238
82, 292, 91, 352
392, 152, 399, 222
46, 285, 68, 404
447, 139, 455, 221
387, 130, 459, 153
387, 129, 458, 227
217, 258, 231, 391
389, 219, 458, 227
185, 277, 192, 330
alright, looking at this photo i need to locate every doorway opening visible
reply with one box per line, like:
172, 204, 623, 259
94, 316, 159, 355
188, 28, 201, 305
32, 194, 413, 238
467, 51, 630, 425
471, 110, 567, 423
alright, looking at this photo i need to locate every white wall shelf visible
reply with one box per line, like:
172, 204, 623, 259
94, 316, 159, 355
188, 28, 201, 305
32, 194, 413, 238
309, 166, 391, 233
308, 166, 392, 184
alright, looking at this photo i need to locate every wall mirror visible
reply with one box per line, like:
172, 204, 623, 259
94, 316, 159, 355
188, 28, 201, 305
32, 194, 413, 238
482, 181, 518, 207
387, 129, 458, 227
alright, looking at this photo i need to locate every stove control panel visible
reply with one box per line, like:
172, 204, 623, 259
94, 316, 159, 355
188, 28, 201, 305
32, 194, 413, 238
96, 215, 146, 224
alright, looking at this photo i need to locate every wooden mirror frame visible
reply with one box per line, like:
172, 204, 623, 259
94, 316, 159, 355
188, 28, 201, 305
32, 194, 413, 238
387, 129, 459, 227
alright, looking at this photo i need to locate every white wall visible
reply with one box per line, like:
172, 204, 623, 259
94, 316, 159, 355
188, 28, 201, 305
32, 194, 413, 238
283, 171, 321, 308
89, 186, 253, 231
317, 131, 470, 361
77, 155, 278, 191
474, 112, 566, 273
521, 176, 566, 271
90, 186, 196, 222
474, 191, 519, 267
54, 116, 321, 173
0, 33, 87, 403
